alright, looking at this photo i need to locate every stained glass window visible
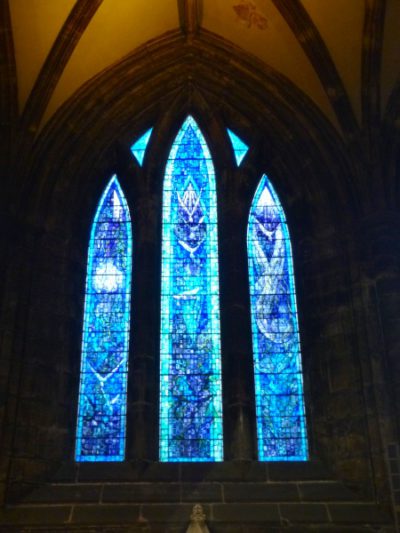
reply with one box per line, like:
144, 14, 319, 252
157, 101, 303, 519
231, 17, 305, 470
159, 116, 223, 462
131, 128, 153, 166
75, 176, 132, 462
248, 174, 308, 461
227, 128, 248, 166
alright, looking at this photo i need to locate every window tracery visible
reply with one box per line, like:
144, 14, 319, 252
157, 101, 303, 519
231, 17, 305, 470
75, 124, 308, 464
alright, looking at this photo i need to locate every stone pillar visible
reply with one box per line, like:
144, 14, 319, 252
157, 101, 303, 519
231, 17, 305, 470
126, 235, 159, 462
219, 211, 255, 461
355, 212, 400, 437
346, 212, 400, 503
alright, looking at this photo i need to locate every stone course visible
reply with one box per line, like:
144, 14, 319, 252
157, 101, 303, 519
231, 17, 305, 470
0, 462, 394, 531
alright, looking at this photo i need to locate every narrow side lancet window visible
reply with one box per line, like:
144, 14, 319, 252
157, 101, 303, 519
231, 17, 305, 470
248, 174, 308, 461
75, 176, 132, 462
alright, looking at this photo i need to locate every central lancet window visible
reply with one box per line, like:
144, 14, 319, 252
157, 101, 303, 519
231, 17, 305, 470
159, 116, 224, 462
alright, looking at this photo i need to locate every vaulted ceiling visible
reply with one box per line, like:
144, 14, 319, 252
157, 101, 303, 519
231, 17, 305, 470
3, 0, 400, 137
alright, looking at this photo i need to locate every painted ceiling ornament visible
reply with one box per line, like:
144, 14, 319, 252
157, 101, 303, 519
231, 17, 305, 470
233, 0, 268, 30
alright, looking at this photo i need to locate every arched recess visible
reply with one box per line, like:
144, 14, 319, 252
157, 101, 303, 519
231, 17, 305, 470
248, 174, 307, 461
2, 29, 373, 498
17, 31, 357, 225
75, 176, 132, 462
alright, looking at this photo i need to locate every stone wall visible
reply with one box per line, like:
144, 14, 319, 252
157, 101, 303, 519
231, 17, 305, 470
0, 30, 399, 529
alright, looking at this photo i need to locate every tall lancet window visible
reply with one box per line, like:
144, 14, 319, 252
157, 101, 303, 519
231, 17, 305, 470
75, 176, 132, 462
248, 175, 308, 461
160, 116, 223, 462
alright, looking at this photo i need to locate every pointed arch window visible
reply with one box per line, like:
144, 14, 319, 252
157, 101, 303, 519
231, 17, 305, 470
159, 116, 223, 462
248, 174, 308, 461
75, 176, 132, 462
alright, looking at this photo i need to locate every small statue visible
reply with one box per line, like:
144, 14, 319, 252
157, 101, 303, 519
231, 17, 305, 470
186, 504, 210, 533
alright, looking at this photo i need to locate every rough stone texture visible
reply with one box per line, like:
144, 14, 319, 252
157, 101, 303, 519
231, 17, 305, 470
71, 505, 140, 525
0, 7, 399, 531
212, 503, 281, 523
103, 483, 181, 503
224, 482, 299, 502
0, 473, 393, 530
280, 503, 329, 523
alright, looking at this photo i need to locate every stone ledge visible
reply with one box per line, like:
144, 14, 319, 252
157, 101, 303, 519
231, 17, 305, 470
53, 460, 330, 484
0, 502, 392, 528
299, 482, 356, 502
140, 503, 209, 523
212, 503, 280, 523
328, 503, 392, 524
181, 482, 223, 502
102, 483, 181, 503
0, 506, 70, 525
224, 482, 299, 502
23, 484, 101, 504
21, 479, 355, 505
71, 505, 140, 524
267, 461, 330, 481
280, 503, 329, 523
0, 526, 396, 533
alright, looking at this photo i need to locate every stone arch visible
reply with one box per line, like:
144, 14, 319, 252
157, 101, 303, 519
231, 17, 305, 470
2, 30, 377, 500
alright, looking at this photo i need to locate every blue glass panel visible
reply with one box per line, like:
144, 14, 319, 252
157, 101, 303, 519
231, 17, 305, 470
227, 128, 248, 166
75, 176, 132, 462
130, 128, 153, 166
247, 174, 308, 461
160, 116, 223, 462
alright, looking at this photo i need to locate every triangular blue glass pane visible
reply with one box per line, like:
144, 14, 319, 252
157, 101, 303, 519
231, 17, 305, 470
130, 128, 153, 166
227, 128, 248, 166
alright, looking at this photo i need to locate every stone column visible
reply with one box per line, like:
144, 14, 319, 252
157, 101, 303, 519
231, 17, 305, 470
219, 210, 255, 461
126, 213, 159, 462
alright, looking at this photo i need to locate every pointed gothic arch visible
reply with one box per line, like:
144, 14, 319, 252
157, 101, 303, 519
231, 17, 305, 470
159, 116, 224, 462
247, 174, 308, 461
75, 176, 132, 462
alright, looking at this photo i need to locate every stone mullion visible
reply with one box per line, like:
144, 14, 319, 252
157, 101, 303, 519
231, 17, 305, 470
126, 239, 159, 462
125, 162, 160, 462
218, 171, 255, 461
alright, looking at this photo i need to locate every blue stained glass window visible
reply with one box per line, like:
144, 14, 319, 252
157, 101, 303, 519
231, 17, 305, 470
75, 176, 132, 462
130, 128, 153, 166
160, 116, 223, 462
248, 174, 308, 461
227, 128, 249, 166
